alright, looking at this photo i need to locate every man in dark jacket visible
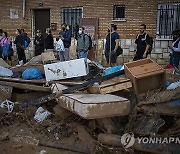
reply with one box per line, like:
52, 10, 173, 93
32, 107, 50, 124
34, 30, 44, 56
45, 28, 54, 51
59, 23, 71, 61
14, 29, 26, 65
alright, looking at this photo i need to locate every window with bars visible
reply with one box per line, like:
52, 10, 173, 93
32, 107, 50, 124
113, 5, 125, 21
61, 7, 83, 36
156, 3, 180, 39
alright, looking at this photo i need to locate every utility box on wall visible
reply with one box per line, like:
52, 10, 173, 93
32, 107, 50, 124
124, 58, 166, 95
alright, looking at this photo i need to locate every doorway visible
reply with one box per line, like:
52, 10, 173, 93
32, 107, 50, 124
34, 9, 50, 37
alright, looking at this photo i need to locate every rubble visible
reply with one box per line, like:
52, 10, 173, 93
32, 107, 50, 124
0, 57, 179, 154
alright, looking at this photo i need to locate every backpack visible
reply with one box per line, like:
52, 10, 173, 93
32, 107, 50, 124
83, 34, 92, 51
22, 35, 31, 49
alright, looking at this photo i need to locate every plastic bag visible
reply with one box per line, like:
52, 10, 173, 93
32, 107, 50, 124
2, 44, 10, 57
22, 68, 43, 80
34, 107, 51, 122
103, 65, 122, 76
0, 66, 13, 77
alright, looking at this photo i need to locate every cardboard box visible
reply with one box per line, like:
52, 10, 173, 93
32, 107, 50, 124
59, 94, 130, 119
124, 58, 166, 94
44, 58, 89, 81
41, 52, 56, 64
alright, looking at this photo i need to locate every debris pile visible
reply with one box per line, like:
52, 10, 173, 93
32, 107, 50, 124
0, 56, 179, 154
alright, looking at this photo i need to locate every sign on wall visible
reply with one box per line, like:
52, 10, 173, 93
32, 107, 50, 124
10, 9, 18, 19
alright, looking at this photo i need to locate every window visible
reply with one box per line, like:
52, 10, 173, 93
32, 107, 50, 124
61, 7, 83, 36
157, 3, 180, 39
113, 5, 125, 21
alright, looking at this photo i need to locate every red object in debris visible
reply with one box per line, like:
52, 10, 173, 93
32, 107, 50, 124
166, 64, 174, 69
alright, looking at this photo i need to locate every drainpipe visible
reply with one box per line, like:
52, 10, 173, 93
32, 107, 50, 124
23, 0, 26, 19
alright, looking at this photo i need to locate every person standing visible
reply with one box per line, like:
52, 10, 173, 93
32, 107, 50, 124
59, 23, 71, 61
171, 30, 180, 69
45, 28, 54, 52
0, 31, 11, 63
14, 29, 26, 65
34, 30, 44, 56
55, 35, 65, 61
76, 26, 90, 59
105, 24, 120, 66
133, 24, 151, 61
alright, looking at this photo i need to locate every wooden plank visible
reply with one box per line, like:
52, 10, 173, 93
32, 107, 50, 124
100, 81, 132, 94
0, 81, 50, 92
88, 81, 132, 94
0, 76, 46, 84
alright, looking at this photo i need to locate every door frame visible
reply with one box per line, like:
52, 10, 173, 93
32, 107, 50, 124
31, 8, 51, 38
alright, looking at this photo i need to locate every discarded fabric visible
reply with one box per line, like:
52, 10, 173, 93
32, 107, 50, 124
0, 100, 14, 113
34, 107, 51, 122
103, 65, 122, 76
167, 80, 180, 90
22, 68, 43, 80
0, 66, 13, 77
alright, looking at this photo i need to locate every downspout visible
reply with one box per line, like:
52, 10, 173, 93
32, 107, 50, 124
23, 0, 26, 19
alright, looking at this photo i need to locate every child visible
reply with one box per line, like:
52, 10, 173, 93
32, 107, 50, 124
55, 36, 65, 62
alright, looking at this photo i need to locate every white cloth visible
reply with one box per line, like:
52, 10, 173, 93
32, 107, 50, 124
55, 39, 65, 52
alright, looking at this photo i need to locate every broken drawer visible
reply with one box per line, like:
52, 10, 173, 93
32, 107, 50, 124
59, 94, 130, 119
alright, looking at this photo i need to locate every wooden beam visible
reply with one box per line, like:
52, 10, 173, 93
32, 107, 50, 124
0, 81, 50, 92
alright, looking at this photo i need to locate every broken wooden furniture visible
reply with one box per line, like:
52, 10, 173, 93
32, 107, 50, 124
124, 58, 166, 95
21, 69, 125, 108
44, 58, 89, 81
88, 78, 132, 94
58, 94, 130, 119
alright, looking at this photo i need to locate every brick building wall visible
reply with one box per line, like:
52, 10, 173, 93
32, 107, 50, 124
0, 0, 179, 66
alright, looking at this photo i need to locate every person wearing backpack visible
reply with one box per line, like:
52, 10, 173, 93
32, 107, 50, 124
105, 24, 121, 66
76, 26, 90, 59
21, 29, 31, 49
59, 23, 71, 61
133, 24, 151, 61
14, 29, 26, 65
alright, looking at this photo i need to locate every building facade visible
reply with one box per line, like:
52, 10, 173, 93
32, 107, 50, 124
0, 0, 180, 66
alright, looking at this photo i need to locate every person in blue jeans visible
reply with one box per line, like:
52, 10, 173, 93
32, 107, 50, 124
171, 30, 180, 69
76, 27, 89, 59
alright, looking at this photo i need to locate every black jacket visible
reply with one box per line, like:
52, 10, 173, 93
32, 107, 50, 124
14, 34, 23, 49
45, 34, 54, 50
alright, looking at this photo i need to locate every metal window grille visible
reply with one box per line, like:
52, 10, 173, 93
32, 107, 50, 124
113, 5, 125, 20
157, 3, 180, 39
61, 7, 83, 36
